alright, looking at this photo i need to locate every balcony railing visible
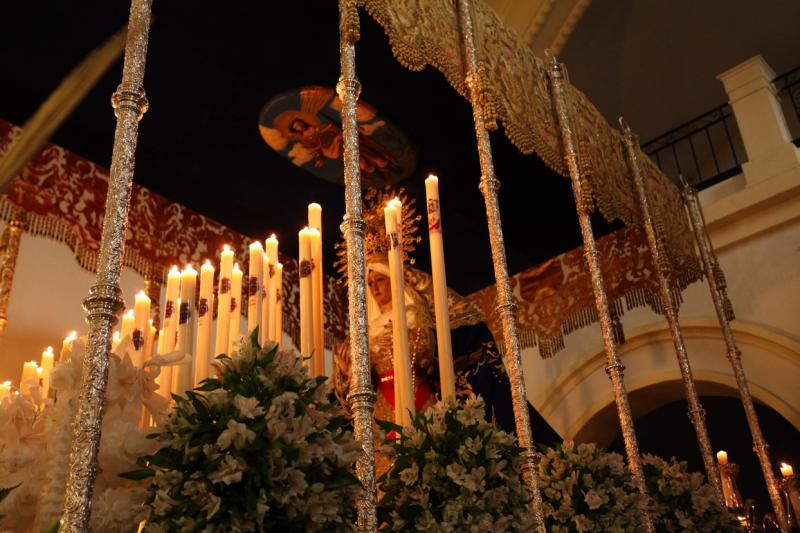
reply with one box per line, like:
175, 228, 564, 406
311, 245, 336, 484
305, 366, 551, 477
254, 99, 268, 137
774, 64, 800, 144
642, 65, 800, 190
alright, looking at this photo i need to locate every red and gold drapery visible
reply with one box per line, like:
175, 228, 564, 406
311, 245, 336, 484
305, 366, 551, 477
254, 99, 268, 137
360, 0, 701, 286
0, 118, 347, 348
466, 225, 699, 358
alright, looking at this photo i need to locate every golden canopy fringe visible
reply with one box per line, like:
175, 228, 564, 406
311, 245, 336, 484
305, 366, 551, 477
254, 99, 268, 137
466, 225, 701, 358
0, 118, 348, 349
360, 0, 701, 286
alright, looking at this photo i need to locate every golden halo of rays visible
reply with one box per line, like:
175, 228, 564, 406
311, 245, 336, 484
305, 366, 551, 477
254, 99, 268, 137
334, 186, 422, 286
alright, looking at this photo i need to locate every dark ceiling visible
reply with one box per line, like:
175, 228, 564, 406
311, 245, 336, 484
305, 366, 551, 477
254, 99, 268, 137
2, 1, 618, 295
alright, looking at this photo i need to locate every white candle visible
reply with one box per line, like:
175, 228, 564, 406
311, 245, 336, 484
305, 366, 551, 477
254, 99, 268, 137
173, 264, 197, 395
214, 245, 235, 356
717, 450, 728, 465
228, 263, 243, 353
146, 319, 156, 361
275, 262, 283, 348
132, 290, 151, 368
120, 309, 135, 342
781, 463, 794, 478
59, 330, 78, 361
39, 346, 55, 398
425, 175, 456, 400
20, 361, 39, 396
162, 265, 181, 353
265, 234, 279, 343
308, 203, 322, 231
260, 251, 270, 346
0, 381, 10, 403
308, 204, 324, 376
384, 202, 414, 426
247, 241, 263, 335
299, 228, 313, 364
194, 260, 215, 386
155, 327, 172, 401
111, 331, 121, 352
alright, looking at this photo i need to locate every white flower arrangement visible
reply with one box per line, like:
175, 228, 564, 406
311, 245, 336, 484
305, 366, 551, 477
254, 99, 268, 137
129, 331, 362, 532
538, 442, 641, 532
538, 442, 741, 532
642, 453, 740, 532
0, 336, 160, 532
377, 395, 535, 531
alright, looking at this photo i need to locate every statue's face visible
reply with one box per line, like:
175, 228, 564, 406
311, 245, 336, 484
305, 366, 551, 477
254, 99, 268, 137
368, 270, 392, 309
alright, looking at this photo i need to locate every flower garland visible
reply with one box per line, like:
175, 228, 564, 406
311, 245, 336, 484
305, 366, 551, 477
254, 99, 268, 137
377, 395, 535, 531
130, 332, 362, 532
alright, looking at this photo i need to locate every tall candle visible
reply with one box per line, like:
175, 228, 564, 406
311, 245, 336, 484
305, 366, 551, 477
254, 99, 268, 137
132, 290, 151, 368
781, 463, 794, 478
146, 320, 156, 361
308, 204, 325, 376
384, 202, 414, 426
194, 260, 215, 386
260, 251, 270, 346
59, 330, 78, 361
173, 264, 197, 395
162, 265, 181, 353
265, 234, 279, 343
214, 245, 235, 356
425, 175, 456, 400
299, 228, 313, 364
274, 262, 283, 348
247, 241, 263, 335
39, 346, 55, 398
228, 263, 243, 353
155, 327, 172, 400
0, 381, 10, 403
120, 309, 135, 342
717, 450, 728, 465
20, 361, 38, 396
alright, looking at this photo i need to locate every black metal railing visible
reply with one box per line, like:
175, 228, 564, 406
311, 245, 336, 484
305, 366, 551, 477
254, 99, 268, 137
642, 65, 800, 190
641, 103, 745, 190
773, 65, 800, 145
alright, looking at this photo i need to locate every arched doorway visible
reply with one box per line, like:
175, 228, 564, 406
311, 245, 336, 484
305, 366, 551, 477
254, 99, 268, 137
613, 395, 798, 515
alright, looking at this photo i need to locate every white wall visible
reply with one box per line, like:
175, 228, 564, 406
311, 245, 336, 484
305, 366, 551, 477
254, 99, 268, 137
0, 232, 144, 382
520, 172, 800, 442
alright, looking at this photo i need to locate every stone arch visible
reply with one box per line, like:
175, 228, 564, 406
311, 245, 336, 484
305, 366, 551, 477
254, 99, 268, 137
533, 318, 800, 443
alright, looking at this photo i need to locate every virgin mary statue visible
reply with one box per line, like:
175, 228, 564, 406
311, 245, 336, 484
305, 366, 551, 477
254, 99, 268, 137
333, 188, 560, 445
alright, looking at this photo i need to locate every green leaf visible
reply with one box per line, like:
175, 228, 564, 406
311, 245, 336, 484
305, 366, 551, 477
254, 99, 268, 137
171, 393, 187, 404
0, 483, 20, 504
376, 418, 403, 435
249, 327, 260, 349
195, 379, 221, 391
117, 468, 155, 480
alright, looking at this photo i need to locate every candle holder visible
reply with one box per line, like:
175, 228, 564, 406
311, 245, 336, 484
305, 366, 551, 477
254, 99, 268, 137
780, 475, 799, 529
719, 462, 745, 513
